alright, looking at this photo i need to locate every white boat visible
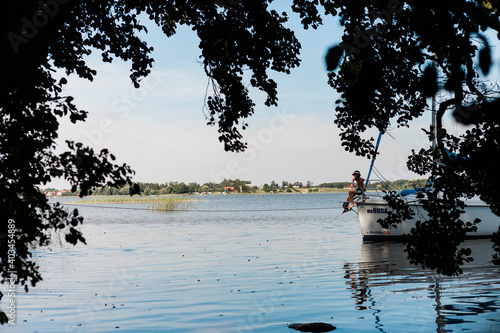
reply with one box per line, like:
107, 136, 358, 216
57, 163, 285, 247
357, 192, 500, 240
354, 85, 500, 240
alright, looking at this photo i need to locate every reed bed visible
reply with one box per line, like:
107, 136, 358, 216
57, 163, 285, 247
68, 196, 194, 211
148, 198, 193, 212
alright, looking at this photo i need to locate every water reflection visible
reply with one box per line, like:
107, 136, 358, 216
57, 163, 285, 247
344, 240, 500, 332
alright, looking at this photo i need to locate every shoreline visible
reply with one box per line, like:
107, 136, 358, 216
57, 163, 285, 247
55, 188, 358, 200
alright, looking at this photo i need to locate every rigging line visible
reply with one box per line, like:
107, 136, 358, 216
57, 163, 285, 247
371, 169, 388, 189
373, 167, 392, 191
59, 203, 343, 212
373, 166, 394, 190
365, 130, 384, 190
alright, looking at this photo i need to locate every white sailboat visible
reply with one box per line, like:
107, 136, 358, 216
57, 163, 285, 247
357, 193, 500, 240
354, 93, 500, 241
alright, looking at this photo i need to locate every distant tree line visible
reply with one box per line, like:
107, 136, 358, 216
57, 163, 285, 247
44, 178, 429, 196
88, 179, 255, 196
317, 182, 352, 188
317, 179, 428, 190
384, 179, 428, 191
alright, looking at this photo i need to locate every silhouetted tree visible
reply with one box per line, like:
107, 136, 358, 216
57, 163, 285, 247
323, 0, 500, 275
0, 0, 300, 323
3, 1, 500, 325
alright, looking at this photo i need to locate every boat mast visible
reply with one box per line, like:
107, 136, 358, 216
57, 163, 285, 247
427, 57, 438, 190
431, 57, 437, 152
364, 129, 383, 193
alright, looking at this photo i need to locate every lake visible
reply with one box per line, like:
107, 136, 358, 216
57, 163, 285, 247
6, 193, 500, 332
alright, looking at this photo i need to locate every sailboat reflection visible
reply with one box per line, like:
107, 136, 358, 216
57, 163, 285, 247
344, 240, 500, 332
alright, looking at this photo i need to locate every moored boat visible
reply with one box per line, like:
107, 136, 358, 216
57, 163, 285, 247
357, 193, 500, 241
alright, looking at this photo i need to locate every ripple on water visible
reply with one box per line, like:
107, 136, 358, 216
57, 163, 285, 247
7, 194, 500, 332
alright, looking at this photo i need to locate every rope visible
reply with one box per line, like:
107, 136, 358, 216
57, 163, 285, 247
60, 203, 343, 212
365, 129, 384, 189
373, 166, 396, 191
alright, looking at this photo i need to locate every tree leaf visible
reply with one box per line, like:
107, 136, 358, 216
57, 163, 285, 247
420, 64, 438, 97
444, 68, 465, 92
325, 45, 343, 71
479, 42, 491, 75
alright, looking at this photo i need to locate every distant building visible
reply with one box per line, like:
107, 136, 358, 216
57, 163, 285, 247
45, 189, 70, 196
343, 184, 352, 189
293, 182, 303, 188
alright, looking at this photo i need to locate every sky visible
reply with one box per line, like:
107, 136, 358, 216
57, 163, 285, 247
48, 6, 495, 189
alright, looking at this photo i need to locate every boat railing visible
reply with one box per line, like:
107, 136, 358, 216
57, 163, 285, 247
363, 187, 384, 195
357, 188, 385, 201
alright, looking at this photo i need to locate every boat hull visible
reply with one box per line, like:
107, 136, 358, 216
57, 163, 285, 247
357, 197, 500, 241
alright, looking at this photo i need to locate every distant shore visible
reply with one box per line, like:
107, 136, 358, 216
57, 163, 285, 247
56, 188, 360, 200
45, 178, 427, 197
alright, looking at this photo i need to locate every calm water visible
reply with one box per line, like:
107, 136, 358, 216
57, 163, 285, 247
4, 193, 500, 332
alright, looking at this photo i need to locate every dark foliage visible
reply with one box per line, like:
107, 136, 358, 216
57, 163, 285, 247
3, 2, 500, 326
0, 1, 301, 321
324, 0, 500, 275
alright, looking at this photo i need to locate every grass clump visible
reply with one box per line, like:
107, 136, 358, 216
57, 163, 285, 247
68, 196, 194, 211
148, 198, 193, 212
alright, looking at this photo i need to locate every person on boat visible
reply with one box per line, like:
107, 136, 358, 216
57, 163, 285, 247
346, 170, 365, 210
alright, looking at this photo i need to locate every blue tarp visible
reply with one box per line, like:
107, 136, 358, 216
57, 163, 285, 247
400, 189, 418, 196
445, 148, 467, 161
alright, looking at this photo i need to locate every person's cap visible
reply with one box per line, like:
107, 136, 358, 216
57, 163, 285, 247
352, 170, 361, 175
